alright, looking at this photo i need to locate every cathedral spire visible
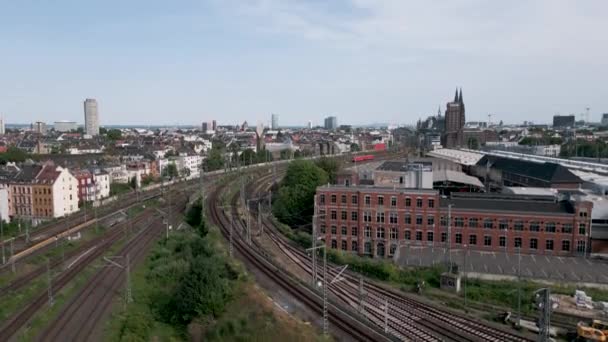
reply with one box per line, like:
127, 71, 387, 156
459, 88, 463, 104
437, 105, 441, 117
454, 88, 459, 102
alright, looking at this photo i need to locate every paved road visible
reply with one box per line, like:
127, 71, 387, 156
394, 245, 608, 284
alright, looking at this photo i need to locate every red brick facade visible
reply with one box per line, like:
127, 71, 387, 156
316, 186, 592, 258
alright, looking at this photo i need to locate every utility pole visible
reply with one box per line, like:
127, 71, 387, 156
126, 253, 132, 303
463, 244, 468, 312
47, 258, 54, 307
384, 298, 389, 333
517, 247, 522, 327
10, 238, 15, 273
536, 288, 552, 342
257, 201, 262, 236
322, 244, 328, 336
312, 196, 318, 283
246, 200, 251, 245
199, 163, 205, 223
229, 214, 234, 257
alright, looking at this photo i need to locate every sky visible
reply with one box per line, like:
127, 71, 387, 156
1, 0, 607, 126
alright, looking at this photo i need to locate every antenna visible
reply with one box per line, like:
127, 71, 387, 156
487, 114, 492, 127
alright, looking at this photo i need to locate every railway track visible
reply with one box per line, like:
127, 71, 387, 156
240, 169, 535, 341
209, 172, 392, 341
38, 194, 188, 341
0, 187, 190, 341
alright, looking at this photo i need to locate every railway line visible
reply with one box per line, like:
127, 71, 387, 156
0, 188, 189, 341
38, 192, 189, 341
234, 167, 535, 341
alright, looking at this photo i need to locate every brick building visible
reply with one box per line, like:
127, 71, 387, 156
315, 185, 592, 258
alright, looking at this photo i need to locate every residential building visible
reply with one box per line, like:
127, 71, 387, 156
324, 116, 338, 130
271, 113, 279, 130
72, 169, 95, 203
553, 115, 575, 128
54, 120, 78, 132
315, 185, 592, 258
84, 98, 100, 136
90, 168, 111, 200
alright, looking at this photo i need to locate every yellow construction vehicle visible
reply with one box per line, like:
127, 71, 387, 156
577, 320, 608, 341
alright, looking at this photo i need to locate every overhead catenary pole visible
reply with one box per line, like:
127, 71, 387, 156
257, 201, 262, 236
312, 195, 317, 287
229, 213, 234, 257
10, 237, 15, 273
384, 298, 389, 333
358, 275, 365, 315
517, 247, 522, 327
323, 244, 328, 336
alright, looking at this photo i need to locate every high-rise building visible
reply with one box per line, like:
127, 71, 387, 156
308, 121, 313, 129
32, 121, 48, 135
552, 115, 575, 128
202, 121, 216, 133
0, 116, 5, 135
54, 120, 78, 132
212, 120, 217, 131
84, 98, 100, 136
442, 88, 465, 148
602, 114, 608, 127
271, 113, 279, 130
324, 116, 338, 130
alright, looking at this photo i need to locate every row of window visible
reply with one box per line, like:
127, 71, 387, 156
322, 225, 584, 252
319, 193, 434, 208
323, 211, 585, 234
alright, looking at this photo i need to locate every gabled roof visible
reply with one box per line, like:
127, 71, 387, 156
476, 155, 582, 184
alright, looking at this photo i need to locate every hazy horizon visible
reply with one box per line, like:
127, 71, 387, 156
1, 1, 607, 126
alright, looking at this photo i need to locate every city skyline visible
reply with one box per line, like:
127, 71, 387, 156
1, 1, 607, 125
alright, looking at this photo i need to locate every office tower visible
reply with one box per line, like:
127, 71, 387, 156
212, 120, 217, 131
271, 113, 279, 130
308, 120, 312, 129
84, 98, 100, 136
33, 121, 48, 135
553, 115, 575, 128
324, 116, 337, 130
0, 116, 5, 135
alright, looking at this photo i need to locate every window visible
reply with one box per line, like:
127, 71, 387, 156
364, 226, 371, 238
441, 232, 447, 242
376, 212, 385, 223
441, 216, 447, 226
377, 227, 385, 239
562, 240, 570, 252
331, 240, 337, 249
416, 198, 423, 208
391, 196, 397, 207
341, 195, 347, 204
562, 223, 573, 234
351, 226, 358, 236
499, 220, 508, 230
331, 194, 337, 203
514, 237, 522, 248
319, 223, 325, 234
331, 225, 337, 235
454, 217, 464, 227
579, 224, 586, 235
546, 239, 554, 250
577, 240, 586, 253
341, 211, 347, 220
331, 210, 337, 220
455, 233, 462, 244
469, 218, 478, 228
405, 230, 411, 240
364, 195, 371, 205
427, 231, 434, 242
416, 231, 422, 241
427, 216, 435, 226
341, 226, 347, 235
416, 215, 423, 225
390, 227, 398, 240
530, 238, 538, 250
529, 221, 540, 232
405, 214, 411, 224
351, 195, 358, 204
351, 212, 358, 221
405, 198, 411, 207
352, 241, 358, 252
390, 244, 397, 256
341, 240, 347, 250
389, 212, 398, 224
514, 221, 524, 231
469, 234, 477, 245
484, 219, 493, 229
377, 196, 384, 206
484, 236, 492, 246
499, 236, 506, 247
364, 242, 371, 254
363, 211, 372, 222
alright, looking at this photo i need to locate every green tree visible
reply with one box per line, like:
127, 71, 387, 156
162, 163, 179, 179
240, 149, 256, 165
350, 143, 361, 152
467, 137, 479, 150
315, 157, 340, 184
273, 160, 328, 226
129, 176, 137, 189
280, 149, 292, 160
107, 129, 122, 140
205, 148, 225, 171
0, 146, 29, 164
